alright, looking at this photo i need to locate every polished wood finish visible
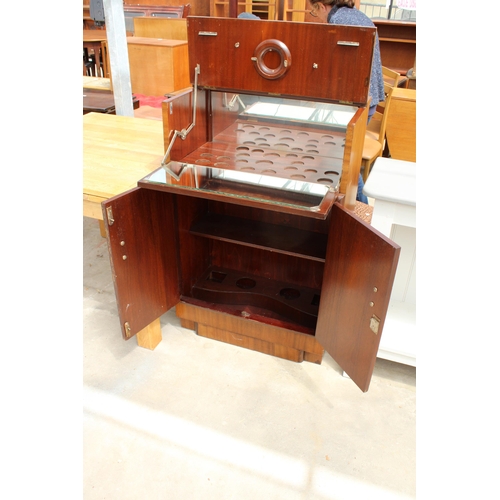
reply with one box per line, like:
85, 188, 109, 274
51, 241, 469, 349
198, 324, 306, 362
102, 18, 400, 392
176, 301, 325, 363
105, 183, 398, 390
161, 87, 207, 160
83, 113, 164, 220
102, 188, 181, 339
160, 97, 360, 212
315, 203, 399, 392
188, 18, 375, 106
133, 17, 188, 39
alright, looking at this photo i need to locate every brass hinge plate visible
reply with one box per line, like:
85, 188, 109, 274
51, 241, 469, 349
124, 322, 132, 339
370, 315, 381, 335
106, 206, 114, 226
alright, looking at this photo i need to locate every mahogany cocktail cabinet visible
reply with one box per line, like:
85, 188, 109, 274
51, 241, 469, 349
102, 17, 400, 392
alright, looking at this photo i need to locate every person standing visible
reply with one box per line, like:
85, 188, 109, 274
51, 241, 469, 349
308, 0, 384, 203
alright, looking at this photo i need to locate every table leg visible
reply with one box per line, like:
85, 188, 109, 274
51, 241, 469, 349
98, 219, 107, 238
136, 318, 162, 350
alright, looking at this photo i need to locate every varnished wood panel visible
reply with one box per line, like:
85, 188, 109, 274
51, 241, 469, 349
176, 301, 324, 357
179, 119, 345, 188
315, 203, 400, 392
210, 240, 325, 291
187, 17, 375, 105
198, 324, 305, 362
189, 266, 320, 330
174, 195, 211, 296
102, 188, 181, 340
162, 88, 209, 159
190, 213, 328, 261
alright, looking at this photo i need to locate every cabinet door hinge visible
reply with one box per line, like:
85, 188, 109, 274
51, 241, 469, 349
124, 322, 132, 339
106, 206, 114, 226
370, 315, 380, 335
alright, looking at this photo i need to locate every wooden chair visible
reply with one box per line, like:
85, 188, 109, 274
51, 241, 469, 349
361, 67, 402, 181
384, 88, 416, 162
360, 84, 394, 182
366, 66, 400, 139
382, 65, 401, 88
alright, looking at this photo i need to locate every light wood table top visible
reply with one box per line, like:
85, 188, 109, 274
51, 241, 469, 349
83, 112, 164, 220
83, 76, 111, 91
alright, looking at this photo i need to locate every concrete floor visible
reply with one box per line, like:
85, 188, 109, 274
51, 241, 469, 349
83, 216, 416, 499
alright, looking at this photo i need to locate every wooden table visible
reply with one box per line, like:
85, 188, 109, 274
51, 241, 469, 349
83, 112, 165, 230
83, 30, 107, 77
83, 90, 140, 114
83, 76, 111, 91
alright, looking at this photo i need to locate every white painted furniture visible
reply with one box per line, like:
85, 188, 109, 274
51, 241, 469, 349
363, 157, 416, 367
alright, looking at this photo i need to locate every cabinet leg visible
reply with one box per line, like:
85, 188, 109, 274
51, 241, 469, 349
136, 318, 162, 350
98, 219, 107, 238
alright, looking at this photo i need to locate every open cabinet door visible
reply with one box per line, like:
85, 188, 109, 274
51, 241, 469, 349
316, 203, 400, 392
102, 187, 180, 340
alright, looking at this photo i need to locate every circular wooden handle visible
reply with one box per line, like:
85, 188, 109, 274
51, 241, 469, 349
252, 39, 292, 80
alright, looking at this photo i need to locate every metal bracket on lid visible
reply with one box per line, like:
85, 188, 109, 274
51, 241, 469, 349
160, 64, 200, 171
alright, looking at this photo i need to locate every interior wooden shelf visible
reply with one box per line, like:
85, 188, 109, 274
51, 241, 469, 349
184, 265, 321, 332
190, 213, 328, 262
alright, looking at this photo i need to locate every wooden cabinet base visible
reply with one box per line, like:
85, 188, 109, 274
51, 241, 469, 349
176, 302, 324, 364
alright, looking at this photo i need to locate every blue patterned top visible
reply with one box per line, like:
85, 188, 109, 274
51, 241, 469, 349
327, 6, 385, 107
